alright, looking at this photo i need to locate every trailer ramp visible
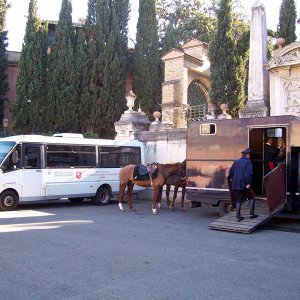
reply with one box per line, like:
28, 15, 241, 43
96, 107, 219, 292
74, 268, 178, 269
209, 199, 286, 234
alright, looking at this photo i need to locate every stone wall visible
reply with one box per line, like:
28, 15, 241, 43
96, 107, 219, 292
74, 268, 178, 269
135, 128, 187, 163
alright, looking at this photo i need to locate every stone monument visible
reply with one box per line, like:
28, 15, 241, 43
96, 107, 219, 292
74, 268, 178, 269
239, 1, 269, 118
267, 41, 300, 117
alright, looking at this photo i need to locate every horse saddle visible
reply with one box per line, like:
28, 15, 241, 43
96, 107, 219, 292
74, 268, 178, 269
133, 163, 158, 181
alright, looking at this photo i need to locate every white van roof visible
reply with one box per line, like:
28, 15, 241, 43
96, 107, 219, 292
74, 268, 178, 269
53, 133, 84, 138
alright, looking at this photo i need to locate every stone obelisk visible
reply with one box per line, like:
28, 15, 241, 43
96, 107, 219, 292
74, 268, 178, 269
239, 1, 269, 118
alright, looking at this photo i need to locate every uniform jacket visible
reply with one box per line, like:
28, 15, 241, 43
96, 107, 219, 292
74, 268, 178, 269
229, 157, 253, 191
264, 143, 279, 164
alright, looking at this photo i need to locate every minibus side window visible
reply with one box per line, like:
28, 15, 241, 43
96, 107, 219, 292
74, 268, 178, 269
24, 147, 41, 169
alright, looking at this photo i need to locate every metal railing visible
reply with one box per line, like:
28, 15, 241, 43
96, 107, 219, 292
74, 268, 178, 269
186, 104, 207, 124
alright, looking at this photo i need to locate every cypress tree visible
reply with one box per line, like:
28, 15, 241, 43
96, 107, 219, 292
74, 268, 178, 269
278, 0, 297, 45
86, 0, 128, 138
234, 29, 250, 115
12, 0, 48, 134
162, 19, 178, 53
74, 29, 92, 133
46, 0, 77, 133
0, 0, 9, 124
132, 0, 161, 117
208, 0, 237, 114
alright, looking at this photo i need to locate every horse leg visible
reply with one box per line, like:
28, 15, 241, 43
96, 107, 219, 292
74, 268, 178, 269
166, 184, 171, 207
118, 182, 127, 212
157, 186, 163, 210
152, 186, 160, 214
126, 182, 136, 212
180, 186, 186, 209
172, 185, 178, 210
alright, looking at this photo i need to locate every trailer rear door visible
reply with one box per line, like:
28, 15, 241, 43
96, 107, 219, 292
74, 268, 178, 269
264, 162, 286, 212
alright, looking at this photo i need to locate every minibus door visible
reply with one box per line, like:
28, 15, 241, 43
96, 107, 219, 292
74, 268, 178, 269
21, 144, 45, 202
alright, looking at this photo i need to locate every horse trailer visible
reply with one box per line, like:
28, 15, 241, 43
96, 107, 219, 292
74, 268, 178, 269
186, 115, 300, 227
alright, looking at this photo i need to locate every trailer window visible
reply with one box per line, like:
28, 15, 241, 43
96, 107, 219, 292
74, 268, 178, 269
200, 123, 216, 135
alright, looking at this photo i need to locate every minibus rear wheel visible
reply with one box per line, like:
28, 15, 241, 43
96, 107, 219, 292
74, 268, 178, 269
0, 190, 19, 211
92, 187, 111, 205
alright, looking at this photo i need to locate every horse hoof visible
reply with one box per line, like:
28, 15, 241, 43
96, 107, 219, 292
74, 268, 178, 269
152, 208, 159, 215
130, 208, 137, 213
157, 203, 161, 210
119, 203, 124, 212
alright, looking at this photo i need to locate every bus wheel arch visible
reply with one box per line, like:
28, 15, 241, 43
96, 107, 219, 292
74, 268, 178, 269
0, 189, 19, 211
92, 185, 112, 205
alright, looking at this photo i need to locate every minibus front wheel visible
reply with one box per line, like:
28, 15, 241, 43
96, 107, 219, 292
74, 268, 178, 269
0, 190, 19, 211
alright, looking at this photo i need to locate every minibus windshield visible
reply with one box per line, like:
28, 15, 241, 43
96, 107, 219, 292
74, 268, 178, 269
0, 141, 16, 163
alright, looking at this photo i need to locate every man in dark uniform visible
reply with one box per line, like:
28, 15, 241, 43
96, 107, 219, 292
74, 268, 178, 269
229, 148, 257, 222
264, 137, 279, 174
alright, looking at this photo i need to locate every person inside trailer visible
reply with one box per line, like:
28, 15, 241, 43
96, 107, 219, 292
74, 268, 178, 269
277, 137, 286, 163
264, 137, 279, 174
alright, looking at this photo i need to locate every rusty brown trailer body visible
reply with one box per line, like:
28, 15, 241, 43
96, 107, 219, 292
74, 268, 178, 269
186, 115, 300, 218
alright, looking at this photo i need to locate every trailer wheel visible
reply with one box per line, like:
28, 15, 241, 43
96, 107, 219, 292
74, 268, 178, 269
92, 187, 111, 205
0, 190, 19, 211
218, 201, 232, 217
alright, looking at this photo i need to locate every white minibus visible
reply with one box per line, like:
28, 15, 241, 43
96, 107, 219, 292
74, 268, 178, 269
0, 134, 145, 210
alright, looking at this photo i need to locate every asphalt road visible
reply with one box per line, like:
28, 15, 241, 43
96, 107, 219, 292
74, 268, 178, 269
0, 199, 299, 300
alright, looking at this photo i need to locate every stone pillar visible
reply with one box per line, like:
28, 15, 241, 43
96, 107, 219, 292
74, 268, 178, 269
239, 1, 269, 118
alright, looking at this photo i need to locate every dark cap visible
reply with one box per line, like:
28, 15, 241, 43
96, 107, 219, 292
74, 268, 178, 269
241, 147, 251, 154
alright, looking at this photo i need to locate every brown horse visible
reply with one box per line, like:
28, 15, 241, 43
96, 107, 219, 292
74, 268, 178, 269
118, 161, 186, 214
165, 175, 186, 210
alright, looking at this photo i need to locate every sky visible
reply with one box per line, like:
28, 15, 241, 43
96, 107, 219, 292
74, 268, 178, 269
4, 0, 300, 52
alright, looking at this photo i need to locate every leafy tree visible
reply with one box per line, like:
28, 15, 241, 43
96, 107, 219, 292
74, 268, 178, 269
157, 0, 216, 50
208, 0, 238, 114
86, 0, 129, 138
12, 0, 48, 133
0, 0, 9, 123
46, 0, 77, 132
278, 0, 297, 45
0, 0, 9, 31
133, 0, 161, 116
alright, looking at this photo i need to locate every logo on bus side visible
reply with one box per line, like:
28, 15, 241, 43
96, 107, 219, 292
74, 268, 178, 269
76, 171, 82, 180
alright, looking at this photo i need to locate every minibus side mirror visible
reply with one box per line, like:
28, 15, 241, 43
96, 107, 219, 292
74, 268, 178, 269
12, 150, 18, 164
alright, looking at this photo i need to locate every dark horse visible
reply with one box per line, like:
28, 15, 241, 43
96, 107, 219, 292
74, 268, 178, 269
163, 159, 186, 209
165, 175, 186, 210
118, 161, 186, 214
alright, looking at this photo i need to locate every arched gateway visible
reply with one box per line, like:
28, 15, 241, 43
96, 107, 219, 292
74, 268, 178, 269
161, 39, 211, 128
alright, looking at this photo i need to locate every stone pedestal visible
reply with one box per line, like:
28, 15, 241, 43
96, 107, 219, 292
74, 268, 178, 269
114, 110, 150, 140
114, 90, 151, 140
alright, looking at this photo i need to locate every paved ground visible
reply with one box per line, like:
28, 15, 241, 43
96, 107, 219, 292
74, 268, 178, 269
0, 199, 299, 300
